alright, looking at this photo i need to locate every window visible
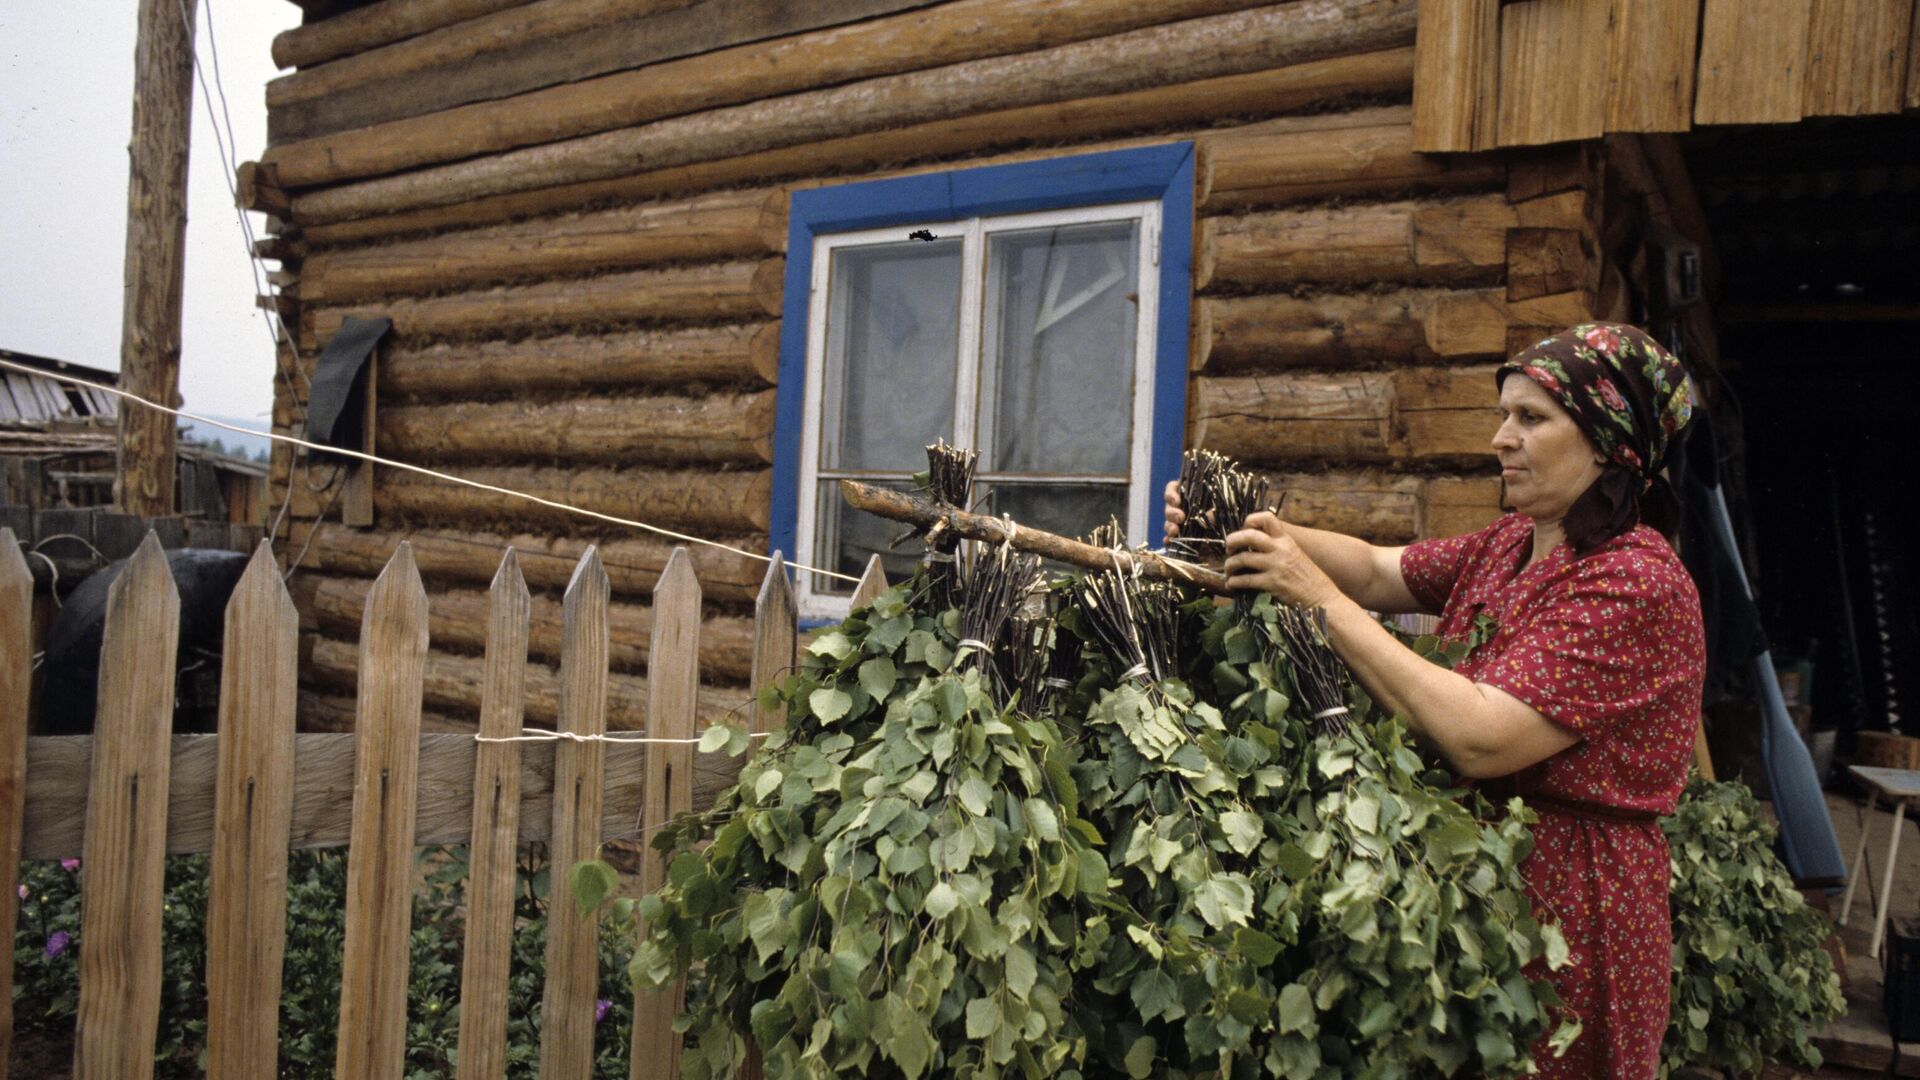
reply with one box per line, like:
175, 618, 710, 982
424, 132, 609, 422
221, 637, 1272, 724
771, 144, 1194, 619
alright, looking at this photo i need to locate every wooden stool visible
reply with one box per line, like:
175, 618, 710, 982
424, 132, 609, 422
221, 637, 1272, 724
1839, 765, 1920, 959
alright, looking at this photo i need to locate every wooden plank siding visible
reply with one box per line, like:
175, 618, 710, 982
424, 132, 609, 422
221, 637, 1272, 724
240, 0, 1625, 733
1414, 0, 1917, 147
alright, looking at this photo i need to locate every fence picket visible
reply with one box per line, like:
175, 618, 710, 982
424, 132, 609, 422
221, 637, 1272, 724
72, 534, 180, 1080
748, 552, 796, 739
206, 543, 300, 1079
540, 550, 610, 1080
0, 529, 32, 1078
335, 542, 429, 1080
456, 549, 530, 1080
734, 553, 796, 1080
850, 553, 889, 609
630, 548, 701, 1080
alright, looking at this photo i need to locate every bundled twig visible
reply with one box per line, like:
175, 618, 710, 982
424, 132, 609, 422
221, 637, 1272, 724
955, 542, 1042, 703
1274, 604, 1351, 737
1082, 516, 1126, 552
917, 440, 978, 606
1168, 449, 1271, 564
1077, 568, 1180, 686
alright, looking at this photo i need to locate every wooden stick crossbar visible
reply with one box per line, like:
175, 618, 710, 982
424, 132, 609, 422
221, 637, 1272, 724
837, 479, 1232, 595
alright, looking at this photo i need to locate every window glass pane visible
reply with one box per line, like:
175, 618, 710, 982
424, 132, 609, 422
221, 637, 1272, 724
976, 481, 1128, 547
979, 220, 1140, 477
820, 239, 962, 472
812, 479, 926, 597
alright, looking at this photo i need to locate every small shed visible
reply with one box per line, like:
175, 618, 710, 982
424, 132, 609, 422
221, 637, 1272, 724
240, 0, 1918, 740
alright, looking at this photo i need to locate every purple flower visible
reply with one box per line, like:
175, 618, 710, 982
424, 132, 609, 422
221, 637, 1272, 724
60, 859, 79, 873
45, 931, 70, 958
15, 884, 26, 901
595, 998, 613, 1024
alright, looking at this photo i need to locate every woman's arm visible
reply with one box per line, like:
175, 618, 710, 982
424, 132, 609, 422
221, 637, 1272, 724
1223, 521, 1578, 779
1165, 487, 1424, 615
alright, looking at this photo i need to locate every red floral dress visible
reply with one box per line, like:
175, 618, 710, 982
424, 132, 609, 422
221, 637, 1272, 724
1400, 513, 1704, 1079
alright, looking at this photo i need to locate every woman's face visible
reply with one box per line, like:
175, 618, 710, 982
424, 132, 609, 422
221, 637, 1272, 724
1492, 374, 1603, 523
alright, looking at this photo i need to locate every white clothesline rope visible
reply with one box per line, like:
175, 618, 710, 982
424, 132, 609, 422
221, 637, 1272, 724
474, 728, 774, 746
0, 355, 862, 584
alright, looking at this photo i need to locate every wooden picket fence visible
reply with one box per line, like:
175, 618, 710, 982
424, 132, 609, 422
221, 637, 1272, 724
0, 526, 887, 1080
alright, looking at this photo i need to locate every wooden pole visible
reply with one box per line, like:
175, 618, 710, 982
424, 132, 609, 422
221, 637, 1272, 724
116, 0, 197, 518
836, 480, 1230, 595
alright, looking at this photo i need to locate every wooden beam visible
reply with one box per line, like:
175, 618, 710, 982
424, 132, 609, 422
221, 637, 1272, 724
371, 463, 772, 535
284, 521, 765, 603
300, 572, 757, 679
116, 0, 197, 519
299, 188, 785, 303
378, 323, 780, 397
269, 0, 937, 144
1198, 192, 1582, 292
303, 258, 782, 350
1411, 0, 1498, 151
1190, 365, 1502, 466
375, 390, 776, 467
263, 0, 1350, 186
1694, 0, 1813, 125
1199, 108, 1504, 211
1190, 288, 1464, 375
272, 0, 524, 69
300, 49, 1414, 245
281, 1, 1418, 223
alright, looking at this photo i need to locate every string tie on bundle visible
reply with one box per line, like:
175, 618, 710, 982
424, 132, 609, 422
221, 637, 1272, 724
1118, 663, 1151, 683
1311, 706, 1350, 720
955, 638, 994, 656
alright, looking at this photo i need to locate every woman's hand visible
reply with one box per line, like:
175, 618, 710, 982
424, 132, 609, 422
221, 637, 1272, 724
1224, 512, 1342, 609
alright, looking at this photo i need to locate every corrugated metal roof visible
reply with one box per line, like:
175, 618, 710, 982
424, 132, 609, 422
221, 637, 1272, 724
0, 350, 119, 424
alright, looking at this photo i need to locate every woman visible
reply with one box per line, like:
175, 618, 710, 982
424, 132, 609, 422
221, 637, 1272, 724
1168, 323, 1705, 1078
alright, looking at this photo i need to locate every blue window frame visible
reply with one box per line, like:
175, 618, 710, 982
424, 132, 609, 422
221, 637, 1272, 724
771, 143, 1194, 616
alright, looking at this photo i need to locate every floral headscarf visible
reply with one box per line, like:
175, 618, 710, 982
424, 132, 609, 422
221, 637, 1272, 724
1499, 323, 1694, 487
1498, 323, 1695, 551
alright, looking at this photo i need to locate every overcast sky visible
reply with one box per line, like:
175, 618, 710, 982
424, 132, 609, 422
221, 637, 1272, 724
2, 0, 294, 427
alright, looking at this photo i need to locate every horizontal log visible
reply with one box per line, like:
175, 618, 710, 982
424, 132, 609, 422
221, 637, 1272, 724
270, 0, 694, 106
236, 161, 291, 218
272, 0, 526, 69
1260, 468, 1497, 544
1506, 227, 1595, 302
1197, 109, 1502, 211
266, 0, 1355, 189
299, 47, 1414, 245
374, 465, 772, 534
1189, 365, 1501, 465
1264, 468, 1424, 543
1421, 288, 1594, 358
1192, 288, 1460, 373
1198, 192, 1566, 292
304, 634, 746, 730
300, 188, 785, 301
302, 573, 755, 680
376, 391, 775, 466
282, 1, 1417, 223
285, 521, 764, 603
379, 323, 779, 396
269, 1, 946, 143
1421, 474, 1504, 539
295, 690, 472, 734
304, 259, 782, 349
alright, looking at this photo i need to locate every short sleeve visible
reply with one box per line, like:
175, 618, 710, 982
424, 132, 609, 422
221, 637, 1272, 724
1474, 555, 1696, 738
1400, 518, 1504, 614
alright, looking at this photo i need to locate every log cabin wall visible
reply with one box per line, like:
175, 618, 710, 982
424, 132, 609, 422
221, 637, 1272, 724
248, 0, 1603, 733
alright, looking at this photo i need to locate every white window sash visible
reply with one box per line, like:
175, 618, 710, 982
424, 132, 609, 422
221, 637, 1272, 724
795, 200, 1162, 620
